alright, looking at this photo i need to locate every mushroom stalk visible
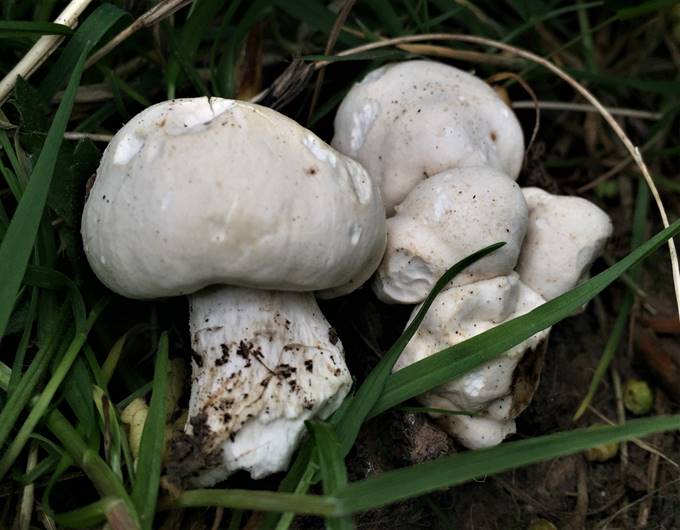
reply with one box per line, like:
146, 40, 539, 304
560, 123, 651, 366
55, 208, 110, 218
177, 286, 351, 486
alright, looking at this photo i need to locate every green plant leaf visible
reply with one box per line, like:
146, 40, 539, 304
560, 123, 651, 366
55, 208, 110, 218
0, 297, 108, 480
38, 3, 127, 101
131, 332, 169, 529
164, 416, 680, 516
0, 47, 87, 342
53, 497, 129, 529
308, 421, 351, 530
44, 409, 141, 526
166, 0, 225, 98
0, 20, 72, 38
0, 304, 69, 453
332, 415, 680, 514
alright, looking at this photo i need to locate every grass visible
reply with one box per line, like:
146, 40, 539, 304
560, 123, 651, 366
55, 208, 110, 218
1, 1, 679, 529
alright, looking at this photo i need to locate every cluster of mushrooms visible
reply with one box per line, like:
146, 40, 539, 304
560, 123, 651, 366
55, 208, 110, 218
81, 60, 612, 486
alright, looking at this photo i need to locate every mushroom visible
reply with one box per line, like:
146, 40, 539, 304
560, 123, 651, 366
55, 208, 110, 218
516, 187, 613, 300
373, 166, 529, 304
394, 273, 549, 449
332, 60, 525, 214
81, 97, 386, 484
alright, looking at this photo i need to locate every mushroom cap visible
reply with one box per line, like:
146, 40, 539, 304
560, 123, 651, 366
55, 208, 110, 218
393, 273, 549, 448
332, 60, 525, 213
82, 97, 386, 299
373, 166, 529, 304
516, 187, 613, 300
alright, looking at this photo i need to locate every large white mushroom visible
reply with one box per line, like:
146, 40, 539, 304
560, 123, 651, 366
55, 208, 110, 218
332, 60, 612, 450
373, 166, 528, 304
81, 97, 386, 485
517, 187, 614, 300
332, 60, 525, 214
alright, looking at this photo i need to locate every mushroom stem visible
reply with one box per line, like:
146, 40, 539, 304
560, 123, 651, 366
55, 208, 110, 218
174, 286, 351, 486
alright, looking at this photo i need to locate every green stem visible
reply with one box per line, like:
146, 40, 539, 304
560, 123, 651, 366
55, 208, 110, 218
159, 489, 339, 517
53, 497, 129, 529
45, 409, 140, 528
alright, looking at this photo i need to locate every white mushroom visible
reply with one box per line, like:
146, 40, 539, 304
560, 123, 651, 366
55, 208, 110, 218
394, 273, 549, 448
332, 60, 525, 213
516, 187, 613, 300
373, 166, 528, 304
81, 97, 386, 484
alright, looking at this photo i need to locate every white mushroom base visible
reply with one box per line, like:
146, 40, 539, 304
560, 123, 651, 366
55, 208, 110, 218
394, 273, 550, 449
178, 286, 351, 486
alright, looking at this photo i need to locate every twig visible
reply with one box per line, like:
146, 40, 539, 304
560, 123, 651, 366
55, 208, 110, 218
588, 407, 679, 468
611, 368, 628, 470
15, 442, 38, 530
599, 476, 680, 529
317, 33, 680, 320
512, 101, 662, 120
84, 0, 192, 69
636, 450, 660, 528
0, 0, 95, 105
210, 507, 224, 530
306, 0, 357, 123
573, 458, 589, 530
487, 72, 540, 168
64, 132, 113, 142
395, 43, 522, 67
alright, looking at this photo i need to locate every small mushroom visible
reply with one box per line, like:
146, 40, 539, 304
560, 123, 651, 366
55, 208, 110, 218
516, 187, 613, 300
332, 60, 525, 213
82, 97, 386, 484
394, 273, 549, 448
373, 166, 528, 304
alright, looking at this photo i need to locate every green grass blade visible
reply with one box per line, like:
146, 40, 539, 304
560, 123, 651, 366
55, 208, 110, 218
574, 177, 652, 420
53, 497, 128, 529
164, 417, 680, 517
165, 23, 210, 97
308, 422, 351, 530
274, 0, 360, 46
371, 218, 680, 417
0, 48, 87, 342
38, 3, 127, 100
335, 242, 505, 454
309, 422, 347, 494
568, 68, 680, 96
573, 293, 633, 420
161, 489, 339, 516
8, 286, 38, 396
0, 297, 109, 480
93, 386, 124, 479
304, 49, 406, 62
364, 0, 403, 36
616, 0, 678, 19
44, 409, 141, 526
215, 0, 272, 97
332, 415, 680, 514
166, 0, 224, 98
0, 20, 72, 37
0, 304, 69, 450
131, 332, 169, 529
0, 360, 11, 389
